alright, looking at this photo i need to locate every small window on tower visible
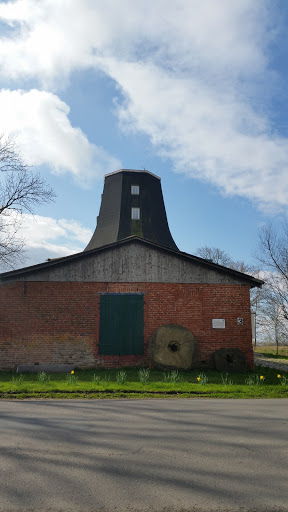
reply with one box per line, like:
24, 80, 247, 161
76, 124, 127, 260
131, 185, 139, 195
131, 207, 140, 220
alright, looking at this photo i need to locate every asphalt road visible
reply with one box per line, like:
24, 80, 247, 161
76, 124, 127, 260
0, 399, 288, 512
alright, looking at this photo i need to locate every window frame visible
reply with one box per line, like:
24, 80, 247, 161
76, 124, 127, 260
131, 207, 140, 220
131, 185, 140, 195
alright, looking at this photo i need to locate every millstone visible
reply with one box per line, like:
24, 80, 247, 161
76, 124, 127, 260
149, 324, 197, 370
213, 348, 247, 372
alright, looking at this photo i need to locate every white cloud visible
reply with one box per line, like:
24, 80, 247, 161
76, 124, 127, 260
0, 0, 287, 210
8, 212, 92, 267
0, 89, 120, 185
104, 58, 288, 210
0, 0, 270, 83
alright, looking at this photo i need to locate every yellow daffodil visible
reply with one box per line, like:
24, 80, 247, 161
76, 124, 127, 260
277, 374, 281, 378
71, 370, 74, 375
197, 377, 200, 381
260, 375, 264, 380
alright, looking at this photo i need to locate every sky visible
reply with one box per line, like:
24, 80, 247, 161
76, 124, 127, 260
0, 0, 288, 270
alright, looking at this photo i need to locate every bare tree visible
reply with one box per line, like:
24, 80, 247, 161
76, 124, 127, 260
0, 134, 55, 269
256, 222, 288, 319
196, 245, 254, 274
254, 222, 288, 348
256, 284, 288, 353
196, 246, 232, 266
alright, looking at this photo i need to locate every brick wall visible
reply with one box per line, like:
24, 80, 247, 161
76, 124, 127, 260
0, 281, 254, 369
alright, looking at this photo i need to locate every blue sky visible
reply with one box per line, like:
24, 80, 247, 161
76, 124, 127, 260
0, 0, 288, 268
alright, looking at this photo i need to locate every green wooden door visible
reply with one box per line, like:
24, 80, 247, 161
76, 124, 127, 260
99, 294, 144, 355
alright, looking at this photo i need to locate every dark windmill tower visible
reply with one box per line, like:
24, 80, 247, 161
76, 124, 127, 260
84, 169, 178, 251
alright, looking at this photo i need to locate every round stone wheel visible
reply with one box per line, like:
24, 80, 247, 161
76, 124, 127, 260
149, 324, 198, 370
213, 347, 247, 372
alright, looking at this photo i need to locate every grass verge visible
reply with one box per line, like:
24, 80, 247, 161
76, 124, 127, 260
0, 366, 287, 399
254, 345, 288, 359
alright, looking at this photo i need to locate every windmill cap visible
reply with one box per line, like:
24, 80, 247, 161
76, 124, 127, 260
105, 169, 161, 180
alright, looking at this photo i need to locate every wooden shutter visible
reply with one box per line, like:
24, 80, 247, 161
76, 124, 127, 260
99, 294, 144, 355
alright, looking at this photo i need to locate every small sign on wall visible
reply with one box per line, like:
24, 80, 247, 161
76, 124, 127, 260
212, 319, 226, 329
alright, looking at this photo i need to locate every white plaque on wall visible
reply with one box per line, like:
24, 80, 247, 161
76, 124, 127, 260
212, 318, 226, 329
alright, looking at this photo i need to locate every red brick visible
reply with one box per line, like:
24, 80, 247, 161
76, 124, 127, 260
0, 282, 254, 369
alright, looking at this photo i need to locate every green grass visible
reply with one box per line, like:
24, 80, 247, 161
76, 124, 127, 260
254, 345, 288, 360
0, 366, 287, 399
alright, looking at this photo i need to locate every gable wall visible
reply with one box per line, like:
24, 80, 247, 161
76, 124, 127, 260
2, 243, 252, 285
0, 280, 254, 369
